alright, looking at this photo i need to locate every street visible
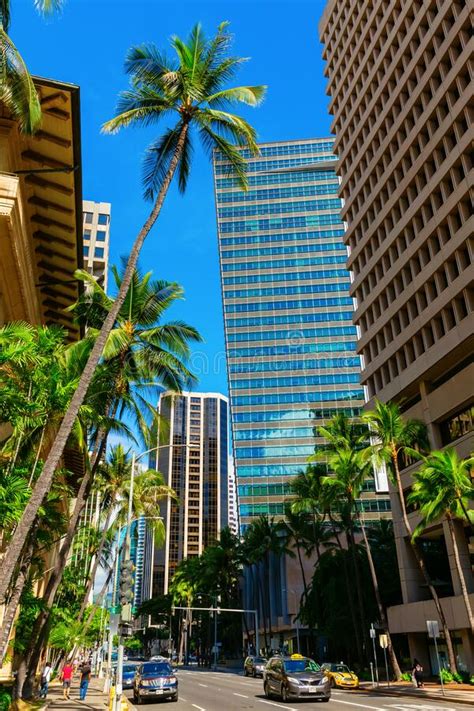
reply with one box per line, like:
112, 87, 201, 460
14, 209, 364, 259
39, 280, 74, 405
125, 669, 470, 711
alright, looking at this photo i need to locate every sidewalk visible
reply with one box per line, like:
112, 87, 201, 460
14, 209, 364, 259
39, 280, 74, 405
43, 679, 109, 711
361, 680, 474, 706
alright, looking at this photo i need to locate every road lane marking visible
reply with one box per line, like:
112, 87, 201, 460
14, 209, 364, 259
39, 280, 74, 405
330, 697, 386, 711
191, 705, 206, 711
257, 700, 297, 711
233, 693, 249, 698
198, 683, 208, 687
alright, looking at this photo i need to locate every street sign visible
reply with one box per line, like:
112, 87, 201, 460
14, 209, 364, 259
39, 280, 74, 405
109, 606, 121, 615
426, 620, 440, 638
379, 634, 388, 649
370, 628, 376, 639
109, 613, 120, 635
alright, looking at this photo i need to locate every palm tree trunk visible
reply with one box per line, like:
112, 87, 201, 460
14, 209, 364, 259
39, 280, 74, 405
0, 531, 36, 665
357, 512, 402, 679
0, 121, 190, 604
77, 503, 114, 619
256, 568, 268, 650
74, 560, 115, 653
347, 521, 368, 661
21, 437, 109, 698
331, 522, 363, 661
446, 514, 474, 634
391, 447, 458, 672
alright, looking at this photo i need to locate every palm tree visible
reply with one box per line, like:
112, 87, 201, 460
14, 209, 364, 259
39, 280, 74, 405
408, 449, 474, 634
363, 400, 458, 672
0, 1, 63, 132
321, 445, 402, 679
0, 22, 265, 603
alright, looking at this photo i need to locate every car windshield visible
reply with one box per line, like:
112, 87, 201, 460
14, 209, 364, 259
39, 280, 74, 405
283, 659, 320, 673
331, 664, 350, 673
141, 663, 171, 675
123, 666, 136, 674
254, 658, 267, 663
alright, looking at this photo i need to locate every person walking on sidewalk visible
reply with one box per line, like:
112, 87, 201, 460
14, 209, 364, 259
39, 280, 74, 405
79, 661, 92, 701
412, 659, 424, 688
62, 662, 74, 699
39, 661, 52, 698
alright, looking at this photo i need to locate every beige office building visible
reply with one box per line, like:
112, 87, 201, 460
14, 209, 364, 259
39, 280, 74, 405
82, 200, 111, 291
320, 0, 473, 671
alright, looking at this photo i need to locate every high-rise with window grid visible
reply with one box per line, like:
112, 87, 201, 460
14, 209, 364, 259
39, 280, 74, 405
82, 200, 111, 291
214, 138, 391, 532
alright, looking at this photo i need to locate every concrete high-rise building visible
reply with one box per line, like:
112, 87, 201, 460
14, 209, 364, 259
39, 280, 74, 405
82, 200, 111, 291
320, 0, 473, 670
149, 391, 229, 596
214, 137, 391, 531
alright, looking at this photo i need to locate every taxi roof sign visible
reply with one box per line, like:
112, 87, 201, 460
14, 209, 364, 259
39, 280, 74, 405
290, 653, 304, 659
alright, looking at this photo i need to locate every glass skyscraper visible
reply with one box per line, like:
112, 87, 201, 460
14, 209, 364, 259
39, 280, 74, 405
214, 138, 390, 530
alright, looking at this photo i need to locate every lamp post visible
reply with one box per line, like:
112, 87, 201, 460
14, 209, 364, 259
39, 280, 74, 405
114, 442, 199, 711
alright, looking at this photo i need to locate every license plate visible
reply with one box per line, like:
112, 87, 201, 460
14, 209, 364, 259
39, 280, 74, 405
308, 687, 317, 693
155, 690, 164, 695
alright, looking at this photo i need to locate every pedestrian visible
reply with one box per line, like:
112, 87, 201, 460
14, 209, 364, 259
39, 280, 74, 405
39, 661, 52, 698
412, 659, 424, 688
62, 661, 74, 700
79, 661, 92, 701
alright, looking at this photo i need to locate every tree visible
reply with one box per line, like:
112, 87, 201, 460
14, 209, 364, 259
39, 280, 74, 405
321, 443, 402, 679
363, 400, 458, 672
0, 1, 63, 133
408, 449, 474, 634
0, 21, 265, 603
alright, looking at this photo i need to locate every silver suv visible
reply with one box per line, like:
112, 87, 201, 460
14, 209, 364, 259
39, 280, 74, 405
263, 655, 331, 702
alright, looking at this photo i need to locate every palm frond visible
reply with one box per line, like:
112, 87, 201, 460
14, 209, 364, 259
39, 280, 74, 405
0, 29, 41, 133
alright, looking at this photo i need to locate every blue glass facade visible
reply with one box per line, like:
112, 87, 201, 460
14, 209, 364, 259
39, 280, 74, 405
214, 138, 367, 529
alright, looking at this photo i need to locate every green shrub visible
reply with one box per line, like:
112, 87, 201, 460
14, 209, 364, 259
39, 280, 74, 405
400, 672, 412, 682
470, 674, 474, 685
0, 689, 12, 711
439, 669, 454, 683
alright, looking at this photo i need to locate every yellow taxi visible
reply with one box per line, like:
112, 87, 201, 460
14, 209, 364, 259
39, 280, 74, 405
321, 662, 359, 689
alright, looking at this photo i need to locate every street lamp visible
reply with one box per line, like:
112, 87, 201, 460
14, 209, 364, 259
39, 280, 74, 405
114, 442, 199, 711
283, 588, 301, 654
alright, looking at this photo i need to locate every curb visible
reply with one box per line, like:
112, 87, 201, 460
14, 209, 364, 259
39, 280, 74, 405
364, 686, 474, 706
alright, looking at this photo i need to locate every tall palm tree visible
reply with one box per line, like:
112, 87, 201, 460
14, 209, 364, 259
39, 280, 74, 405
0, 1, 64, 132
321, 445, 402, 679
363, 400, 458, 672
408, 449, 474, 634
0, 22, 265, 603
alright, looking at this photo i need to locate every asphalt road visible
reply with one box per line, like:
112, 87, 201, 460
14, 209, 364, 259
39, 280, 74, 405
125, 668, 469, 711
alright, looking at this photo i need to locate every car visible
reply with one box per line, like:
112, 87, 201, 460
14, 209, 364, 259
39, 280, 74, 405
263, 653, 331, 703
244, 656, 267, 678
122, 663, 138, 690
133, 661, 178, 704
321, 662, 359, 689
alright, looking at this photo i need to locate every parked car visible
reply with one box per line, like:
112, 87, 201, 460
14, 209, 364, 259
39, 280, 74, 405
122, 664, 138, 690
244, 656, 267, 678
321, 662, 359, 689
263, 653, 330, 702
133, 661, 178, 704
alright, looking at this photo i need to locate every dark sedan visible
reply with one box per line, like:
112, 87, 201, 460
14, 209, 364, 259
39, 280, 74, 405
133, 661, 178, 704
244, 656, 267, 677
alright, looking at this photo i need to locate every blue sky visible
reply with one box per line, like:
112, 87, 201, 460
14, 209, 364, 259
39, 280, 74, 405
14, 0, 333, 398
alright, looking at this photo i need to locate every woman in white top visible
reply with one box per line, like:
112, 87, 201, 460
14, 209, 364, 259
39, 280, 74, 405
39, 662, 53, 698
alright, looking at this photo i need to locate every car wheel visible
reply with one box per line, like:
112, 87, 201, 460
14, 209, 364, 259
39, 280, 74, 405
244, 669, 248, 677
281, 685, 289, 702
172, 694, 178, 702
321, 698, 330, 702
264, 681, 270, 698
253, 670, 256, 678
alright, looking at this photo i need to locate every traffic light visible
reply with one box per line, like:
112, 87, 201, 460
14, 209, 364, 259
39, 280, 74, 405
119, 558, 135, 606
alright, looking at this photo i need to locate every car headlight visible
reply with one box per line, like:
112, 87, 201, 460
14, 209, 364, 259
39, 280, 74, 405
140, 680, 151, 687
319, 677, 329, 685
286, 677, 300, 685
169, 677, 177, 684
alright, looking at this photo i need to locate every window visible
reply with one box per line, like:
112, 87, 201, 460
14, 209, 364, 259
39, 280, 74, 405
83, 229, 91, 240
96, 230, 107, 242
83, 212, 93, 223
439, 405, 474, 445
98, 213, 109, 225
95, 247, 104, 258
